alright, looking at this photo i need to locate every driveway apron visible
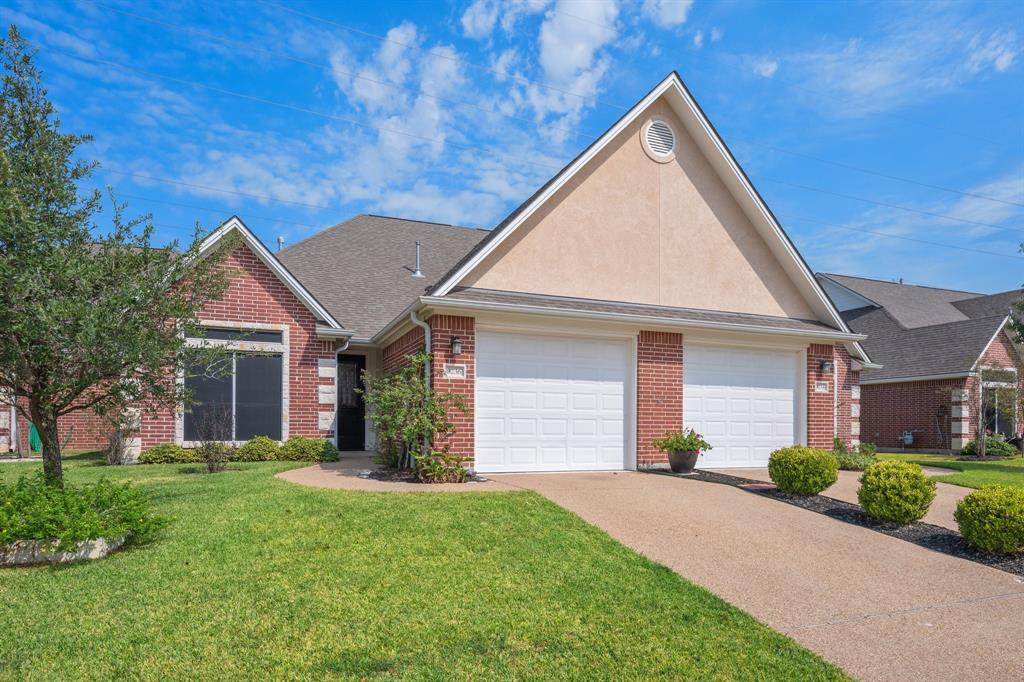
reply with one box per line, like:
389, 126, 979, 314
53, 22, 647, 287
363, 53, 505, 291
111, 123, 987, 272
495, 471, 1024, 682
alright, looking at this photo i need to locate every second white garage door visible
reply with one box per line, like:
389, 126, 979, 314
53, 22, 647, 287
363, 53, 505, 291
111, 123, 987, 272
475, 331, 628, 473
684, 345, 799, 468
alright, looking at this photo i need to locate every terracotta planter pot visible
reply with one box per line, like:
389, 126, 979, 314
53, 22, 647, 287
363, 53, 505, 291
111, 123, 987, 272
668, 449, 699, 474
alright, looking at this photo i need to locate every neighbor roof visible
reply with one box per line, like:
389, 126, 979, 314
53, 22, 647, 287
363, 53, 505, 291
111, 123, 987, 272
277, 215, 488, 340
821, 273, 1021, 382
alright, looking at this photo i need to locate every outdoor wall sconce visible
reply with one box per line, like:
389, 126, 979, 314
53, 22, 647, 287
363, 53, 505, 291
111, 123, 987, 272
819, 360, 834, 374
450, 336, 462, 356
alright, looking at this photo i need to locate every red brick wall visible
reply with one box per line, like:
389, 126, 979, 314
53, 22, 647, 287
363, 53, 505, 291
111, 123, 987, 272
636, 331, 683, 467
140, 243, 337, 447
382, 327, 425, 373
806, 344, 836, 449
429, 315, 475, 460
860, 378, 965, 449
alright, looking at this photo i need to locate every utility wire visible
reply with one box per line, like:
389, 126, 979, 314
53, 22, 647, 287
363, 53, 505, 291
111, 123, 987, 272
782, 214, 1024, 260
114, 192, 325, 230
73, 1, 1023, 208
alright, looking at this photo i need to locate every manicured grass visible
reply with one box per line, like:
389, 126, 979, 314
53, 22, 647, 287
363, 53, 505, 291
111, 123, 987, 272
0, 456, 844, 680
879, 452, 1024, 490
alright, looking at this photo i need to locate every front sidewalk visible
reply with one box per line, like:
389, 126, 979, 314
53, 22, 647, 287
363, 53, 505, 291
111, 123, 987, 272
494, 470, 1024, 682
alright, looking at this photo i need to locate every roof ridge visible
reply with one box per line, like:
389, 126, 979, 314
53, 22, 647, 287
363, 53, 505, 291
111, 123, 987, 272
279, 214, 490, 256
821, 272, 980, 296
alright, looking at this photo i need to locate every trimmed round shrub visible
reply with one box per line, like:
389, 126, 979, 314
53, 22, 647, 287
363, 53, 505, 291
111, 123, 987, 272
954, 485, 1024, 554
138, 443, 201, 464
0, 473, 169, 551
234, 436, 280, 462
857, 460, 936, 524
279, 437, 340, 462
960, 437, 1018, 458
768, 446, 839, 495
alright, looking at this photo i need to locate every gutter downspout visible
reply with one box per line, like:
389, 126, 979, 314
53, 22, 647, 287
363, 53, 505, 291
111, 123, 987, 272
409, 309, 432, 465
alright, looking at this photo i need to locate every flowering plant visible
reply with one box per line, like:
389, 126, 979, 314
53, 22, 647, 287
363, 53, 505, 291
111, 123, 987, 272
651, 429, 713, 453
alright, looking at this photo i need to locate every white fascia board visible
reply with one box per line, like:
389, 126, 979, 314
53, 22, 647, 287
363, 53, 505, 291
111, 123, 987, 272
970, 316, 1012, 371
315, 326, 353, 339
199, 217, 347, 331
420, 296, 867, 343
428, 73, 868, 363
860, 372, 972, 385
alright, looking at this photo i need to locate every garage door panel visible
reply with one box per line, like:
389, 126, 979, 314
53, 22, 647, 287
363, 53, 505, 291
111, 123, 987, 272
685, 345, 799, 469
476, 331, 628, 473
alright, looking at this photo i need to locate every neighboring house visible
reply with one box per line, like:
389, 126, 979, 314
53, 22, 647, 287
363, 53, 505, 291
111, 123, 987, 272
817, 273, 1022, 451
3, 73, 874, 470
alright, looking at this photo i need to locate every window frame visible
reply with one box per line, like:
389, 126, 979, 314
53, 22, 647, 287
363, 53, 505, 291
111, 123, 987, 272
176, 321, 289, 446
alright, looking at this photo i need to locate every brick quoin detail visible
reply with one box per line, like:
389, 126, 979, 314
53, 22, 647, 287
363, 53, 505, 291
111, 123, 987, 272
833, 345, 858, 448
429, 315, 475, 462
637, 331, 683, 467
382, 327, 425, 373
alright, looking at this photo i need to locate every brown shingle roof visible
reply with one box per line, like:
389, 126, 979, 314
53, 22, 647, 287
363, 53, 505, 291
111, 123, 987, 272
278, 215, 488, 339
821, 273, 979, 328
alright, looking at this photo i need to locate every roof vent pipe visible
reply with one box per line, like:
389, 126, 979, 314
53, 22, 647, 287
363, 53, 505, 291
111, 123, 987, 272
413, 241, 424, 278
276, 236, 285, 252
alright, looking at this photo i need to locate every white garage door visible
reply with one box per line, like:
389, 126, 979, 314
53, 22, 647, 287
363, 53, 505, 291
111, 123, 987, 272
684, 345, 798, 468
475, 331, 628, 473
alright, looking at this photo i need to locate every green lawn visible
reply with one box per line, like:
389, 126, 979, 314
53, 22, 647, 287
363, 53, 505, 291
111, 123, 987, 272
0, 454, 844, 680
879, 452, 1024, 489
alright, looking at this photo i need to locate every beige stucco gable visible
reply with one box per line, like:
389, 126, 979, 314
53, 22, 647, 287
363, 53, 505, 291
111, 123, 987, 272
461, 98, 817, 320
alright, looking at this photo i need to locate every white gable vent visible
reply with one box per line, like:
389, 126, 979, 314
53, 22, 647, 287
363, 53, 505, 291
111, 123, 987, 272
644, 119, 675, 158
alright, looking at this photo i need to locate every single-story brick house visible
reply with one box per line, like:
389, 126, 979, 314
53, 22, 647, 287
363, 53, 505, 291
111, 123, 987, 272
2, 73, 876, 470
817, 273, 1022, 451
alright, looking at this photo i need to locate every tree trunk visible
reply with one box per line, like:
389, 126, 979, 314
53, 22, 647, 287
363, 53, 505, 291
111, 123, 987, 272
30, 404, 63, 487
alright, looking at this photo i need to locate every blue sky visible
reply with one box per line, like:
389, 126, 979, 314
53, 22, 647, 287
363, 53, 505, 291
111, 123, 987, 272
4, 0, 1022, 293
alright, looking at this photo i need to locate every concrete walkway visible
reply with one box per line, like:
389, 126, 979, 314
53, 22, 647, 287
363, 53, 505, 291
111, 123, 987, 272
494, 470, 1024, 682
276, 454, 519, 493
723, 468, 971, 530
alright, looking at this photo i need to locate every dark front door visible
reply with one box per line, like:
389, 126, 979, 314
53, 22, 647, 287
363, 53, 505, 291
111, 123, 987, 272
336, 355, 366, 450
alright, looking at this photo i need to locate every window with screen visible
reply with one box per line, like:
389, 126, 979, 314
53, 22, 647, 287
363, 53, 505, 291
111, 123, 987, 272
184, 353, 283, 441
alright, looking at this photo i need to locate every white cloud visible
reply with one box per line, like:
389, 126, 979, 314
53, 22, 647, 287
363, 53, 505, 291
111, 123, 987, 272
753, 59, 778, 78
710, 27, 723, 42
641, 0, 694, 29
692, 31, 704, 49
966, 30, 1018, 74
461, 0, 500, 39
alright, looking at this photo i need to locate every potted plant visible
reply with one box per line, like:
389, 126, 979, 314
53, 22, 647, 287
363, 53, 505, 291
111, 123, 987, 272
651, 429, 713, 474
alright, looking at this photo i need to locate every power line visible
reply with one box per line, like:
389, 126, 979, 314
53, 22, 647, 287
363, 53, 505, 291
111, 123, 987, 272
42, 45, 567, 174
74, 1, 1023, 209
79, 0, 589, 142
761, 177, 1024, 234
253, 0, 630, 111
113, 192, 325, 230
782, 214, 1024, 260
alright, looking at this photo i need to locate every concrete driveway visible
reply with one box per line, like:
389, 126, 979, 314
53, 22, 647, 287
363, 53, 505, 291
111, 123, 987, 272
495, 470, 1024, 682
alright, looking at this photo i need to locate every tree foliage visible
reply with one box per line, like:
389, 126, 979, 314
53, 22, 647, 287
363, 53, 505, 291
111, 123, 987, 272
0, 26, 233, 485
358, 352, 466, 469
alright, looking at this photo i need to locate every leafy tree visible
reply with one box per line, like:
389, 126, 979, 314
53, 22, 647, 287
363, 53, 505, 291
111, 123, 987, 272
359, 352, 466, 469
0, 26, 233, 486
1010, 243, 1024, 345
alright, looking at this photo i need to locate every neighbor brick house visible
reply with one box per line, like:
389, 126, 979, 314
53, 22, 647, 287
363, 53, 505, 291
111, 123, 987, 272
3, 73, 874, 470
817, 273, 1022, 451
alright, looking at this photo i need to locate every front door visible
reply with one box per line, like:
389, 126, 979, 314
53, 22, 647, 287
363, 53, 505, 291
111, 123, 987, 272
336, 356, 366, 450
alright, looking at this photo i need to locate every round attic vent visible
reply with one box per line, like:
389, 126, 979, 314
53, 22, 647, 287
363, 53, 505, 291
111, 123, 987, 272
644, 119, 675, 157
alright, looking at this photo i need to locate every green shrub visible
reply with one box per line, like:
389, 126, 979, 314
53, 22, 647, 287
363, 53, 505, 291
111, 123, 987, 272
954, 485, 1024, 554
857, 442, 877, 458
234, 436, 280, 462
138, 443, 201, 464
768, 446, 839, 495
279, 437, 340, 462
857, 460, 936, 524
0, 474, 169, 551
960, 437, 1019, 458
836, 450, 875, 471
414, 451, 469, 483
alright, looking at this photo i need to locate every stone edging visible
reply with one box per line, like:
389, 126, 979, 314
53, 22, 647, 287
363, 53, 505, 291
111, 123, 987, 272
1, 536, 128, 567
645, 469, 1024, 578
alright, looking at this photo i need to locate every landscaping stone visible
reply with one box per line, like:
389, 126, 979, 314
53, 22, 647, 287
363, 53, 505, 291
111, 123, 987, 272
1, 536, 127, 567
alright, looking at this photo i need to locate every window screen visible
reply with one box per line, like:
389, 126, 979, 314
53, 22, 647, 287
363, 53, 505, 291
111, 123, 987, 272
338, 362, 359, 408
184, 352, 283, 441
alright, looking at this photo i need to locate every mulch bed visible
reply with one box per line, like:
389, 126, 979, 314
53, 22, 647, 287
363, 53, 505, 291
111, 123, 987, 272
648, 469, 1024, 578
357, 468, 490, 484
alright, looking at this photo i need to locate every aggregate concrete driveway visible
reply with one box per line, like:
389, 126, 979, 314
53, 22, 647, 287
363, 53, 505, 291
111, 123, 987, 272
495, 470, 1024, 682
